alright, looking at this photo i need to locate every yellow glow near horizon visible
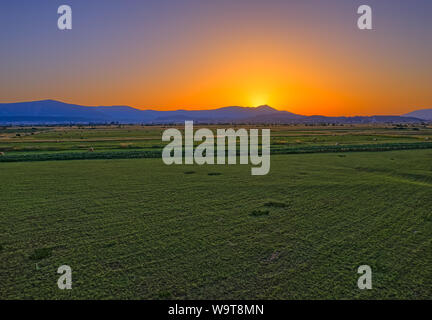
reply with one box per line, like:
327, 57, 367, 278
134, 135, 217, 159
249, 94, 269, 108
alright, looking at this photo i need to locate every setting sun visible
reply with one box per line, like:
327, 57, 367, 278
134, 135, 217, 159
249, 94, 269, 108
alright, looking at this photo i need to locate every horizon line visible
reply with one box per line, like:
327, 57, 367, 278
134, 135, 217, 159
0, 98, 429, 118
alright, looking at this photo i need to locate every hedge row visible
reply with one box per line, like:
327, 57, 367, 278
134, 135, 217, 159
1, 142, 431, 162
272, 142, 432, 154
0, 150, 161, 162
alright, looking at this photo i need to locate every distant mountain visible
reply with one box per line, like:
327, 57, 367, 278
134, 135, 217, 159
404, 109, 432, 120
247, 114, 424, 124
0, 100, 426, 125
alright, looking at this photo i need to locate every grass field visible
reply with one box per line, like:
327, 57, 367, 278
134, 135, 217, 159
1, 124, 431, 156
0, 125, 431, 299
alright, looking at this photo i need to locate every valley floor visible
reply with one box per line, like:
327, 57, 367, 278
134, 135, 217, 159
0, 151, 431, 299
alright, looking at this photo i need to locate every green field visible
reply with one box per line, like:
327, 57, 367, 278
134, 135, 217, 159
0, 125, 431, 299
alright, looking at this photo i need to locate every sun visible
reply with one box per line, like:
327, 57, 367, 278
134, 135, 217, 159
249, 94, 269, 107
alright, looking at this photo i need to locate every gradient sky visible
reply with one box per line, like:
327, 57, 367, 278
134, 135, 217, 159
1, 0, 431, 115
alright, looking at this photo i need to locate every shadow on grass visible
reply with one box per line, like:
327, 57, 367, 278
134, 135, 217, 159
264, 201, 288, 208
29, 248, 52, 261
249, 210, 270, 217
208, 172, 222, 176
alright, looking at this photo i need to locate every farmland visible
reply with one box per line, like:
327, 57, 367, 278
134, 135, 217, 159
0, 124, 431, 299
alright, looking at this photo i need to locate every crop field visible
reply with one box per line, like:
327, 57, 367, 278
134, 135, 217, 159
0, 125, 431, 299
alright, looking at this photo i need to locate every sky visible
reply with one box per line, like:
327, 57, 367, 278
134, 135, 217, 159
0, 0, 431, 116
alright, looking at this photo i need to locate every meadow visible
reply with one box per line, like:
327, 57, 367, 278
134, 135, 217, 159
1, 124, 431, 161
0, 124, 431, 299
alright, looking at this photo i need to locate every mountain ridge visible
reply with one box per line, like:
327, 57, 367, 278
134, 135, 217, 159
404, 108, 432, 121
0, 100, 427, 124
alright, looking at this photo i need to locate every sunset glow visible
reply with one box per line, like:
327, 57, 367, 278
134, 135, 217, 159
1, 0, 431, 116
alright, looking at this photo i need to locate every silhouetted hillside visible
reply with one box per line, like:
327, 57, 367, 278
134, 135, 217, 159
0, 100, 425, 124
404, 109, 432, 120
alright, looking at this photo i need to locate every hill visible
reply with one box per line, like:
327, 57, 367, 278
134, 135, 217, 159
0, 100, 425, 124
404, 109, 432, 121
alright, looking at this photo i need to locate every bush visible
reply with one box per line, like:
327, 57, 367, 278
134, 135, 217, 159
264, 201, 287, 208
0, 150, 162, 162
271, 142, 432, 155
249, 210, 270, 217
29, 248, 52, 261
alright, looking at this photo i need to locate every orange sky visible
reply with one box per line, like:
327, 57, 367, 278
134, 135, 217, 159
1, 0, 431, 116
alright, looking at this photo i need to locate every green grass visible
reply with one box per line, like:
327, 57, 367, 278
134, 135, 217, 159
28, 248, 53, 261
264, 201, 288, 208
2, 124, 432, 156
249, 210, 270, 217
1, 142, 432, 163
0, 150, 431, 299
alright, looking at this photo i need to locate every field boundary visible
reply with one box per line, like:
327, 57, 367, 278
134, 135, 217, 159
1, 142, 432, 163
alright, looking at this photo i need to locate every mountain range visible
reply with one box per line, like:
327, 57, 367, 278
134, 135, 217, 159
0, 100, 429, 125
404, 109, 432, 121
